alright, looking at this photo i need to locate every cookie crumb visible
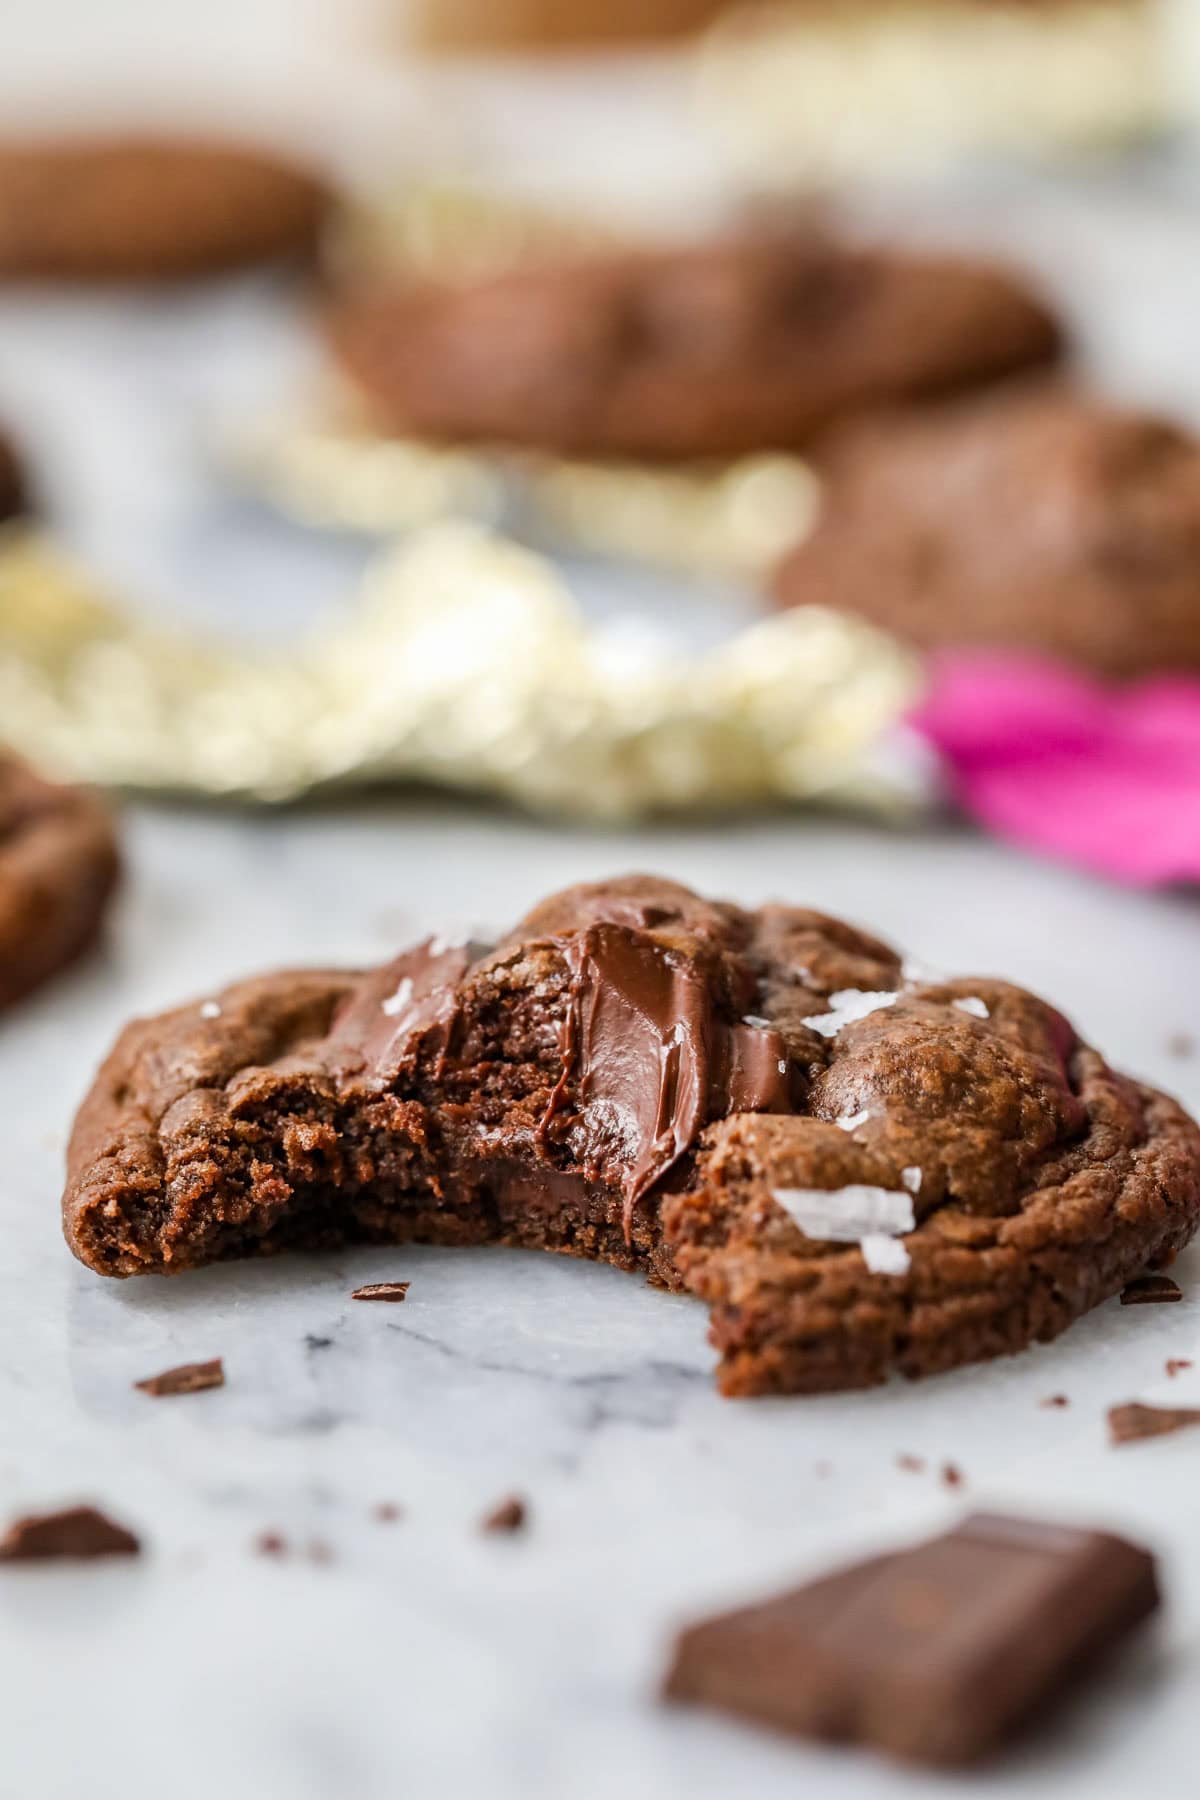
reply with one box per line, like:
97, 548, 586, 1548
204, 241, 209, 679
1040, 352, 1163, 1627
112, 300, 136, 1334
373, 1502, 404, 1523
135, 1357, 224, 1397
1109, 1402, 1200, 1446
1040, 1394, 1070, 1409
941, 1462, 964, 1489
1167, 1359, 1193, 1379
1167, 1032, 1195, 1060
306, 1539, 334, 1565
896, 1453, 925, 1472
1120, 1274, 1183, 1306
481, 1496, 526, 1535
0, 1505, 139, 1562
351, 1282, 410, 1303
255, 1532, 287, 1557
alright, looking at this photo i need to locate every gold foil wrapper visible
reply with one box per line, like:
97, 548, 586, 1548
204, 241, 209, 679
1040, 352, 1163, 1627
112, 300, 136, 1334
0, 522, 921, 820
696, 1, 1166, 183
229, 408, 820, 582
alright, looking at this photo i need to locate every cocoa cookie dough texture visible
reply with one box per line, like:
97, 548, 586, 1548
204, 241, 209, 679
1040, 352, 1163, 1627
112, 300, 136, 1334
64, 876, 1200, 1396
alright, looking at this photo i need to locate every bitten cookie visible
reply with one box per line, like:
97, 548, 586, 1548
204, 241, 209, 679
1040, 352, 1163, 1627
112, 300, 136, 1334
773, 386, 1200, 678
0, 136, 331, 281
0, 753, 119, 1009
323, 233, 1062, 460
63, 876, 1200, 1395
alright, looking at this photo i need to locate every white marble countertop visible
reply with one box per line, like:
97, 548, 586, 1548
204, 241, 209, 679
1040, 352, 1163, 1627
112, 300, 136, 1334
2, 51, 1200, 1798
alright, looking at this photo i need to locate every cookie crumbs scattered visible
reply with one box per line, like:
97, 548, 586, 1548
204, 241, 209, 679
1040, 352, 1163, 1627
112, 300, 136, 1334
1167, 1359, 1194, 1379
351, 1282, 410, 1303
1041, 1395, 1070, 1409
1108, 1402, 1200, 1447
1120, 1274, 1183, 1306
481, 1496, 527, 1535
135, 1357, 224, 1397
941, 1462, 964, 1489
0, 1505, 140, 1562
896, 1453, 925, 1472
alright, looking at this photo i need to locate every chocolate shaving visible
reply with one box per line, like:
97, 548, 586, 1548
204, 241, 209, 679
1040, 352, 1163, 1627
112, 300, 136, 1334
1108, 1402, 1200, 1446
1120, 1274, 1183, 1306
1167, 1359, 1193, 1379
135, 1357, 224, 1396
941, 1462, 964, 1489
351, 1282, 410, 1302
481, 1496, 527, 1535
0, 1505, 140, 1561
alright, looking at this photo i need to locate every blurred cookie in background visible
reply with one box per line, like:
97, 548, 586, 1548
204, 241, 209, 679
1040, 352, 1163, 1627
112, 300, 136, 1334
0, 752, 118, 1011
322, 232, 1063, 462
0, 431, 29, 524
0, 136, 333, 282
773, 386, 1200, 679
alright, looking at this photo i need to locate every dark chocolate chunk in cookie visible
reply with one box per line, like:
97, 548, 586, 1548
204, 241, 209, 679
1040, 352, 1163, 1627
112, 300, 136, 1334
63, 875, 1200, 1397
774, 388, 1200, 678
662, 1512, 1159, 1767
0, 136, 331, 282
324, 232, 1060, 461
0, 1505, 140, 1561
0, 752, 119, 1010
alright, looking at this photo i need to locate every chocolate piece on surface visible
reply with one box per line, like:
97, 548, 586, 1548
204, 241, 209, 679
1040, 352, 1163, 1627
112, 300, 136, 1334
0, 1505, 140, 1561
324, 233, 1060, 461
135, 1357, 225, 1396
1108, 1402, 1200, 1446
0, 136, 330, 281
1166, 1358, 1193, 1378
62, 874, 1200, 1397
351, 1281, 410, 1302
775, 388, 1200, 678
1120, 1274, 1183, 1305
662, 1512, 1159, 1767
0, 752, 119, 1011
481, 1496, 527, 1535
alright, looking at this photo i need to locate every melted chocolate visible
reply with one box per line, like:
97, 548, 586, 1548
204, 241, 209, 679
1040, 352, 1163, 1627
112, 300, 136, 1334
541, 923, 792, 1237
327, 937, 484, 1083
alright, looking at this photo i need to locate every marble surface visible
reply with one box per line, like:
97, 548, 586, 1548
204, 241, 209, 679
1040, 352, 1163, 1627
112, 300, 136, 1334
3, 66, 1200, 1800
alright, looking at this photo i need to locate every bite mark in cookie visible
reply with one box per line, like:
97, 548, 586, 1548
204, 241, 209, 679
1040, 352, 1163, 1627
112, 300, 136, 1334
63, 876, 1200, 1397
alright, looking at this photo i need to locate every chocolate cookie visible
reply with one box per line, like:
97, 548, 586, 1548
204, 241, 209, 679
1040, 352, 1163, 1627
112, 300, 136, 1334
0, 430, 27, 522
0, 136, 331, 282
64, 876, 1200, 1395
323, 234, 1061, 460
0, 753, 119, 1010
774, 387, 1200, 678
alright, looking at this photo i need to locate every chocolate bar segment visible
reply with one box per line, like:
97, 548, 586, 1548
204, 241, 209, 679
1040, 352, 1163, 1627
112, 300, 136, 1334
663, 1513, 1159, 1766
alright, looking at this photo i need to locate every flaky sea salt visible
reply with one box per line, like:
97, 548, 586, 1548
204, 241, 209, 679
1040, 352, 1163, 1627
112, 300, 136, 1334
900, 955, 944, 987
772, 1185, 915, 1241
860, 1234, 912, 1276
199, 1000, 221, 1020
954, 996, 990, 1020
742, 1014, 771, 1028
901, 1165, 923, 1195
428, 932, 468, 956
381, 976, 415, 1018
835, 1109, 872, 1132
802, 989, 898, 1038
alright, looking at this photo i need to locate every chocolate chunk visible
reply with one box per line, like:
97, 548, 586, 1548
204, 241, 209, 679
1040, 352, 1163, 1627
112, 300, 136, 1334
254, 1532, 287, 1557
481, 1496, 527, 1535
942, 1461, 964, 1488
663, 1513, 1159, 1767
351, 1282, 410, 1302
1041, 1395, 1070, 1409
1120, 1274, 1183, 1305
1108, 1402, 1200, 1446
0, 1505, 140, 1562
1166, 1358, 1193, 1379
135, 1357, 224, 1396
